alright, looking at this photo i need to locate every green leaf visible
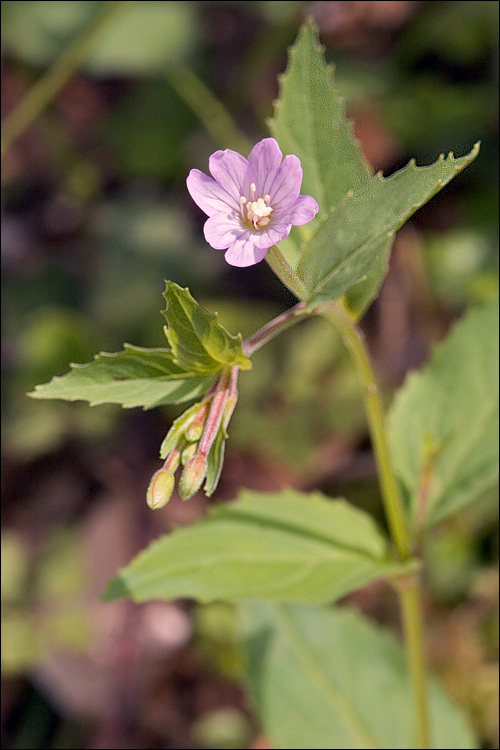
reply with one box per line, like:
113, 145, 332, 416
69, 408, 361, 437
240, 601, 477, 750
29, 283, 250, 409
103, 488, 415, 603
162, 282, 251, 374
29, 344, 214, 409
388, 300, 499, 529
269, 20, 371, 217
298, 143, 480, 308
342, 234, 393, 319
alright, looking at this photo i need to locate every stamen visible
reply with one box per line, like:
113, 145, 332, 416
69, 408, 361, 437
239, 195, 246, 220
264, 194, 271, 203
250, 183, 256, 193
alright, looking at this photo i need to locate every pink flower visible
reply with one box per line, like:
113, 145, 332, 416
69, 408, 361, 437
186, 138, 319, 267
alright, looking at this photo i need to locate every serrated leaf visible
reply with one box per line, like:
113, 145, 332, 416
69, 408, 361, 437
162, 282, 251, 374
342, 234, 393, 319
103, 488, 415, 604
388, 300, 499, 529
298, 144, 480, 308
29, 345, 214, 409
269, 20, 371, 217
240, 601, 477, 749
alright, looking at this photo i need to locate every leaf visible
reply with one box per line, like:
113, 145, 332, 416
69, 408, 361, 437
29, 283, 250, 409
342, 234, 393, 319
162, 282, 251, 374
388, 300, 499, 529
269, 20, 371, 217
240, 601, 478, 750
103, 488, 415, 604
298, 143, 481, 308
29, 344, 214, 409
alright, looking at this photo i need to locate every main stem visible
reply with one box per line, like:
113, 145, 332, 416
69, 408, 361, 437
238, 290, 431, 747
322, 302, 430, 750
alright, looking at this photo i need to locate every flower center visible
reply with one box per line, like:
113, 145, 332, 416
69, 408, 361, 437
240, 183, 273, 230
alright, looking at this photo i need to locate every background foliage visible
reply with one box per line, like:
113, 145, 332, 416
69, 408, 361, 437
2, 2, 498, 749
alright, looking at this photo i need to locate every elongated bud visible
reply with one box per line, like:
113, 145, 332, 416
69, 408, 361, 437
181, 442, 197, 466
179, 453, 207, 501
146, 468, 175, 510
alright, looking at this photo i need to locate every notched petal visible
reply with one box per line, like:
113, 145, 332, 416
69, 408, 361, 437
187, 169, 239, 215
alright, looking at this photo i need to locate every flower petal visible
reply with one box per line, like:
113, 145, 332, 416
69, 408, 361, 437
247, 138, 283, 197
282, 194, 319, 226
187, 169, 239, 216
253, 222, 292, 248
224, 235, 270, 267
209, 149, 248, 199
267, 155, 303, 211
203, 212, 244, 250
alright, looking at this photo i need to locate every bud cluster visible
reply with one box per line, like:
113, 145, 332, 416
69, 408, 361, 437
146, 367, 238, 508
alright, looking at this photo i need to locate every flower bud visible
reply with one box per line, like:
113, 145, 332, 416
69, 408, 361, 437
185, 421, 204, 442
146, 468, 175, 510
181, 442, 197, 466
179, 453, 208, 501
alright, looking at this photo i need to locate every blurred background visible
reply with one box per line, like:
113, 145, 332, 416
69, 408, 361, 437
1, 2, 498, 748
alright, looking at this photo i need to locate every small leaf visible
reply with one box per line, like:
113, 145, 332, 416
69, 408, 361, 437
269, 19, 371, 216
298, 144, 480, 308
240, 602, 478, 749
29, 345, 214, 409
389, 300, 499, 529
162, 282, 251, 374
103, 488, 415, 604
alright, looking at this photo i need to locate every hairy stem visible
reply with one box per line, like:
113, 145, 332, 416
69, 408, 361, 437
243, 301, 311, 356
2, 1, 133, 159
321, 303, 411, 557
321, 301, 430, 749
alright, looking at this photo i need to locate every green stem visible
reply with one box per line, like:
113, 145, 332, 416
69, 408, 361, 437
320, 301, 430, 749
242, 301, 311, 356
1, 1, 133, 159
399, 585, 431, 749
321, 302, 411, 558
